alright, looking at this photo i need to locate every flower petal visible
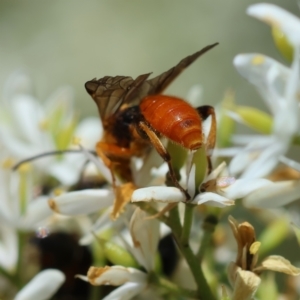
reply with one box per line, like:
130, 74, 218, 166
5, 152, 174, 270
74, 117, 102, 149
85, 266, 147, 286
229, 136, 288, 179
192, 192, 234, 207
247, 3, 300, 46
129, 208, 160, 272
222, 178, 272, 199
111, 183, 136, 220
48, 189, 114, 216
233, 54, 289, 114
186, 84, 203, 107
243, 180, 300, 208
254, 255, 300, 275
131, 186, 184, 203
0, 224, 18, 273
9, 95, 46, 145
102, 282, 146, 300
79, 209, 112, 245
47, 155, 86, 185
15, 269, 65, 300
204, 161, 227, 182
231, 266, 261, 300
20, 196, 53, 229
279, 156, 300, 173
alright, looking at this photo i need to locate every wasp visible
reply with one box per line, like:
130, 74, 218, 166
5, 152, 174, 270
85, 43, 218, 200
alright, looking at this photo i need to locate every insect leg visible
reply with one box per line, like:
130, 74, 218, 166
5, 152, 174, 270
196, 105, 216, 174
139, 121, 191, 201
96, 142, 117, 188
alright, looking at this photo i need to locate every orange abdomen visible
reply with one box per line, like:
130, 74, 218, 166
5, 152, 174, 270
140, 95, 203, 150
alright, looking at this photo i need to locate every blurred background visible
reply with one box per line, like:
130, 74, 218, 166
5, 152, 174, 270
0, 0, 298, 117
1, 2, 300, 299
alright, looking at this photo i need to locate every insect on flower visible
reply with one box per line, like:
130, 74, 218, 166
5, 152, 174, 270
85, 43, 218, 200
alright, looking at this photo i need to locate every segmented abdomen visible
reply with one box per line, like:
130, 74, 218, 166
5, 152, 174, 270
140, 95, 202, 150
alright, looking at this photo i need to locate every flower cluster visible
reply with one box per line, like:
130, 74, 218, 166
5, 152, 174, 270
1, 2, 300, 300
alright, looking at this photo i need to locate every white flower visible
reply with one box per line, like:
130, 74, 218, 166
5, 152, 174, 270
0, 159, 53, 231
247, 3, 300, 47
48, 189, 114, 216
243, 179, 300, 208
0, 71, 101, 185
0, 223, 18, 273
228, 4, 300, 179
78, 208, 159, 300
132, 162, 272, 207
0, 144, 54, 275
47, 142, 165, 239
14, 269, 65, 300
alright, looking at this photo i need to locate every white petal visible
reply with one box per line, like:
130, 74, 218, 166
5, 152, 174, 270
186, 164, 196, 198
225, 110, 244, 124
74, 117, 102, 149
0, 168, 14, 222
231, 134, 265, 145
229, 136, 287, 179
79, 209, 112, 245
279, 156, 300, 173
134, 149, 163, 187
0, 127, 46, 159
213, 147, 243, 157
243, 180, 300, 208
45, 86, 74, 112
240, 140, 288, 179
48, 189, 114, 216
247, 3, 300, 46
131, 186, 184, 203
87, 266, 147, 286
47, 155, 85, 185
186, 85, 203, 107
204, 161, 227, 182
10, 95, 46, 145
14, 269, 65, 300
103, 281, 146, 300
77, 144, 115, 184
0, 224, 18, 273
130, 208, 160, 272
233, 54, 289, 114
222, 178, 273, 199
20, 196, 53, 229
192, 192, 234, 207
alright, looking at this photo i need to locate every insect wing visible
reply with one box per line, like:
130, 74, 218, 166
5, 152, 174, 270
143, 43, 219, 96
85, 43, 218, 119
85, 76, 134, 120
85, 74, 151, 120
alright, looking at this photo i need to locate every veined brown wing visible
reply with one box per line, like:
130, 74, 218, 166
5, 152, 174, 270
85, 73, 151, 120
85, 42, 218, 120
142, 42, 218, 96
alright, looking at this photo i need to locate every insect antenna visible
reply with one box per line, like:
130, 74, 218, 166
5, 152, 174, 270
12, 149, 97, 171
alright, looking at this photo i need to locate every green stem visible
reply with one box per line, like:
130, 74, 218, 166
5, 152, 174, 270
197, 214, 218, 262
293, 135, 300, 145
181, 204, 194, 246
167, 209, 215, 300
0, 265, 16, 283
90, 286, 101, 300
136, 202, 215, 299
168, 205, 182, 235
176, 242, 216, 300
155, 274, 198, 298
